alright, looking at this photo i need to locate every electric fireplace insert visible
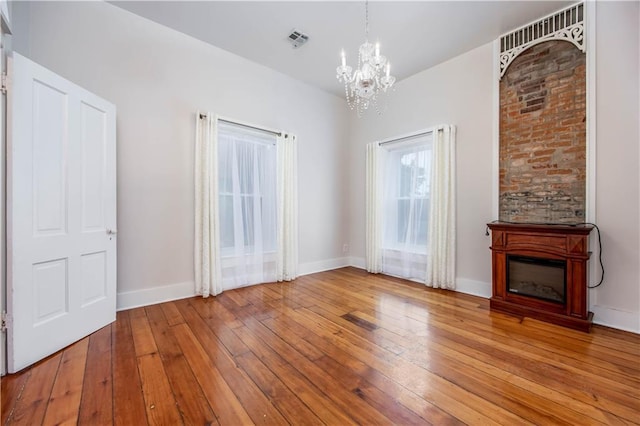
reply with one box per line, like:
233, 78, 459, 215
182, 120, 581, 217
507, 255, 566, 304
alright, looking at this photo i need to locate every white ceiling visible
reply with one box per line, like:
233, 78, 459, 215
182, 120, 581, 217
109, 1, 574, 96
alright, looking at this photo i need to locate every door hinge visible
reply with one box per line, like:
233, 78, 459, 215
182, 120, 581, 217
1, 72, 7, 94
0, 311, 7, 333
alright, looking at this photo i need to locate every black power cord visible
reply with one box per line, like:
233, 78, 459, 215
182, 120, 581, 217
583, 222, 604, 288
485, 220, 604, 289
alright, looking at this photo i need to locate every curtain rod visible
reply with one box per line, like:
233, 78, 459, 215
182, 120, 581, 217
199, 113, 282, 137
378, 129, 433, 146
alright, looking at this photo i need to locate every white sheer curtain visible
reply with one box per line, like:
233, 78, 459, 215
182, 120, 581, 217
426, 125, 456, 289
276, 134, 298, 281
381, 134, 432, 280
217, 121, 278, 289
194, 112, 222, 297
365, 142, 383, 273
195, 114, 297, 296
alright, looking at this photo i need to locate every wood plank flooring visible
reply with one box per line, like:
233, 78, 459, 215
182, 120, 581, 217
2, 267, 639, 425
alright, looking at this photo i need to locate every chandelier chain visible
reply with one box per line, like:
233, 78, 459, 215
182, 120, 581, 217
365, 0, 369, 40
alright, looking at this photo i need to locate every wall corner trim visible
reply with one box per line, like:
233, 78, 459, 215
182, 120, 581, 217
348, 256, 366, 270
298, 257, 352, 276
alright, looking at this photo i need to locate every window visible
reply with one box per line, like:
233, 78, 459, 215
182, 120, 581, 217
218, 123, 277, 256
365, 125, 455, 287
195, 113, 298, 297
383, 135, 433, 253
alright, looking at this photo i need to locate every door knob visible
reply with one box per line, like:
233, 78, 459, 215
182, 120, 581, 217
106, 229, 118, 235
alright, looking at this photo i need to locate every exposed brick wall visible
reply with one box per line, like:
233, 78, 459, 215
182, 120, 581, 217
499, 40, 586, 224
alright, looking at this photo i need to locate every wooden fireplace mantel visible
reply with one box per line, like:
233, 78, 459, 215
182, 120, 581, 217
487, 222, 594, 332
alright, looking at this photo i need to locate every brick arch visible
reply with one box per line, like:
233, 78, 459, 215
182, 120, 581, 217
499, 40, 586, 224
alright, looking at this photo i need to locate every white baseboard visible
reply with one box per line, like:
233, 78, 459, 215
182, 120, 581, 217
591, 304, 640, 334
116, 256, 356, 312
346, 257, 491, 298
116, 281, 196, 311
298, 257, 351, 276
455, 278, 492, 299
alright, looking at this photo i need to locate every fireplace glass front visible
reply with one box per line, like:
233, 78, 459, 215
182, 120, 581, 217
507, 255, 566, 304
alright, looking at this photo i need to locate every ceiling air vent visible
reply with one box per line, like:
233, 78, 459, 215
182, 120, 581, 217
287, 29, 309, 49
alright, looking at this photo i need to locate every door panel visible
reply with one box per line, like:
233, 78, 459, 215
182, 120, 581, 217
80, 251, 107, 307
32, 80, 68, 235
8, 53, 117, 373
81, 101, 107, 231
33, 258, 68, 325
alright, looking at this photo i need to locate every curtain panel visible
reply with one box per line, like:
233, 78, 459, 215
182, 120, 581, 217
276, 134, 298, 281
194, 112, 222, 297
426, 125, 456, 289
365, 142, 383, 273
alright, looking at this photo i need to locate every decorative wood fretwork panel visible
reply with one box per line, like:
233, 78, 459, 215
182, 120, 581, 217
499, 3, 585, 79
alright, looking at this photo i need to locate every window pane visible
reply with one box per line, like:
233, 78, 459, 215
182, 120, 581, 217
217, 121, 277, 255
218, 140, 233, 193
219, 195, 234, 249
415, 198, 429, 246
397, 199, 409, 242
399, 152, 415, 197
241, 195, 255, 247
415, 150, 430, 197
397, 149, 431, 198
383, 134, 432, 252
396, 198, 429, 246
261, 196, 277, 252
236, 141, 255, 194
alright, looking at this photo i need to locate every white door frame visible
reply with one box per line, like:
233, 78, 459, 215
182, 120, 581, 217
0, 1, 11, 376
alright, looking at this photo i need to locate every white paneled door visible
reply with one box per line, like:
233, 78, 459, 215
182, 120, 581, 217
7, 53, 116, 373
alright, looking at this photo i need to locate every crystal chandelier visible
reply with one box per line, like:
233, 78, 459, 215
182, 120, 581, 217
336, 0, 396, 116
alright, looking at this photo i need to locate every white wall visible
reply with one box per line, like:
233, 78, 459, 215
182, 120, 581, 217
591, 1, 639, 332
11, 1, 351, 309
348, 42, 496, 297
348, 2, 640, 332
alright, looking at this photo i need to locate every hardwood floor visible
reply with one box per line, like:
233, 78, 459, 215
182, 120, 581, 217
2, 267, 639, 425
